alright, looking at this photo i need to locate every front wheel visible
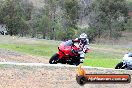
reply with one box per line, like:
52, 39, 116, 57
49, 53, 59, 64
115, 62, 126, 69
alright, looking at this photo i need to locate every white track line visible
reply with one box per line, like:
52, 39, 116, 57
0, 62, 77, 67
0, 61, 116, 70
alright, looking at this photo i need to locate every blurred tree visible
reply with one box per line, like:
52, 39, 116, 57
0, 0, 33, 36
64, 0, 79, 29
85, 0, 128, 39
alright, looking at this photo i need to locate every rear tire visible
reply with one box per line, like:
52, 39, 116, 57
69, 59, 80, 66
75, 57, 81, 66
49, 53, 59, 64
74, 61, 80, 66
115, 62, 126, 69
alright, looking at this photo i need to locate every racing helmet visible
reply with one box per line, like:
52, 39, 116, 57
79, 33, 87, 43
79, 33, 87, 39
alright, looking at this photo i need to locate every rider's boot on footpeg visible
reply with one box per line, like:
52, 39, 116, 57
80, 57, 84, 63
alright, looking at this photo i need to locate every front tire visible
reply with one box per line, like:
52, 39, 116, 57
49, 53, 59, 64
115, 62, 126, 69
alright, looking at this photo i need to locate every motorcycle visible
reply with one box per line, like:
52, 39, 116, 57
49, 40, 88, 65
115, 52, 132, 70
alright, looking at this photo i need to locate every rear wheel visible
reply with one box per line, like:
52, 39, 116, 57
115, 62, 126, 69
71, 56, 80, 66
49, 53, 59, 64
74, 56, 80, 66
75, 62, 80, 66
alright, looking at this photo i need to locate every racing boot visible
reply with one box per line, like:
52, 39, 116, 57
80, 57, 84, 63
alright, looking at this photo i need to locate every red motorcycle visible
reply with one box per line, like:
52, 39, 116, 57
49, 40, 82, 65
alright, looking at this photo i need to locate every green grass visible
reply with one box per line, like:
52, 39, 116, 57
83, 59, 121, 68
0, 43, 58, 57
83, 49, 122, 68
0, 36, 130, 68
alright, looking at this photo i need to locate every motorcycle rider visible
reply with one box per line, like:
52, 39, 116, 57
73, 33, 90, 63
123, 52, 132, 69
115, 52, 132, 69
